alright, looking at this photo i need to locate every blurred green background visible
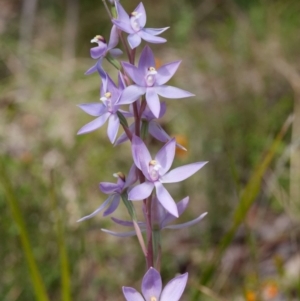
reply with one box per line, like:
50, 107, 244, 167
1, 0, 300, 300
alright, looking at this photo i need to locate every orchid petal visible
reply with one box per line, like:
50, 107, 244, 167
161, 197, 189, 227
142, 267, 162, 301
155, 138, 176, 175
155, 182, 178, 217
148, 121, 170, 142
103, 194, 120, 216
115, 2, 130, 23
146, 87, 160, 118
139, 30, 167, 44
99, 182, 120, 194
118, 85, 146, 105
156, 61, 181, 85
124, 164, 138, 188
138, 45, 155, 73
115, 122, 135, 146
155, 85, 194, 99
77, 112, 110, 135
85, 63, 97, 75
161, 161, 208, 183
128, 181, 154, 201
134, 2, 146, 28
77, 103, 106, 117
160, 273, 188, 301
107, 25, 119, 50
118, 72, 127, 90
102, 229, 138, 237
76, 196, 111, 222
122, 62, 144, 86
112, 19, 133, 34
165, 212, 207, 230
109, 48, 123, 57
111, 217, 134, 227
128, 33, 142, 49
107, 114, 120, 143
131, 135, 152, 170
143, 27, 169, 36
90, 44, 107, 59
123, 287, 144, 301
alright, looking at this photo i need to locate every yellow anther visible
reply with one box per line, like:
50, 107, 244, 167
148, 67, 156, 72
150, 297, 157, 301
131, 11, 138, 16
104, 92, 112, 98
149, 160, 157, 166
116, 172, 125, 181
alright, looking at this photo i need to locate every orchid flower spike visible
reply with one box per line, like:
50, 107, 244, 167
123, 267, 188, 301
85, 25, 122, 76
112, 2, 169, 49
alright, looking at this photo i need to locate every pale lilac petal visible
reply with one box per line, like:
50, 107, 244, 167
99, 182, 120, 194
128, 33, 142, 49
134, 2, 146, 28
118, 85, 146, 105
85, 63, 97, 75
143, 27, 169, 36
111, 217, 146, 228
118, 72, 127, 90
77, 103, 106, 117
156, 61, 181, 85
142, 267, 162, 300
148, 121, 170, 142
161, 161, 208, 183
77, 112, 110, 135
123, 287, 144, 301
102, 229, 138, 237
155, 138, 176, 175
76, 196, 111, 222
107, 114, 120, 143
161, 196, 189, 227
124, 164, 138, 188
160, 273, 188, 301
131, 135, 152, 170
111, 217, 134, 227
90, 44, 107, 59
155, 182, 178, 217
128, 181, 154, 201
138, 45, 155, 73
112, 19, 133, 34
139, 30, 167, 44
109, 48, 123, 57
155, 85, 194, 99
122, 62, 144, 86
165, 212, 207, 230
103, 194, 120, 216
146, 87, 160, 118
115, 2, 130, 24
107, 25, 119, 50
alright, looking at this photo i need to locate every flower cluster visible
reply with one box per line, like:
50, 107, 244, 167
77, 1, 207, 299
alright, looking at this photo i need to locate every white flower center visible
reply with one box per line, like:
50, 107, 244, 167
100, 92, 113, 112
146, 67, 157, 87
149, 160, 161, 181
130, 11, 143, 32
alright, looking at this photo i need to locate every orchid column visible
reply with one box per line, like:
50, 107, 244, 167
77, 1, 208, 300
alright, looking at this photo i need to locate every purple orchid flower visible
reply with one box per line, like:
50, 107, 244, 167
85, 25, 122, 76
123, 267, 188, 301
118, 45, 194, 118
112, 2, 169, 49
77, 165, 137, 222
115, 101, 186, 150
128, 135, 207, 217
77, 72, 128, 143
101, 196, 207, 237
